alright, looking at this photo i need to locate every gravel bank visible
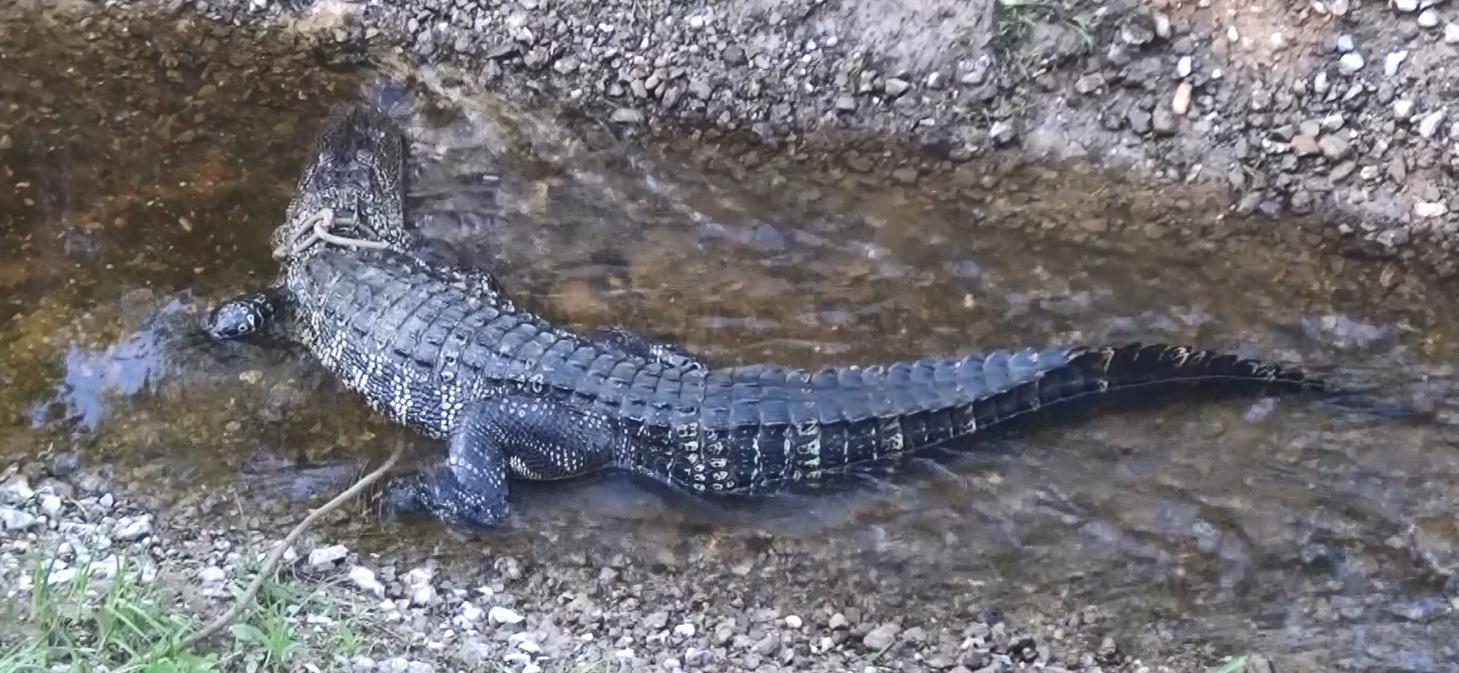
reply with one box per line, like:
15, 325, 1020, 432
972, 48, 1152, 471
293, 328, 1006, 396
87, 0, 1459, 281
1, 458, 1189, 672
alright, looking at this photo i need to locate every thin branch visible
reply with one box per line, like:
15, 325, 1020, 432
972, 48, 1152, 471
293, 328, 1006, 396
174, 445, 403, 652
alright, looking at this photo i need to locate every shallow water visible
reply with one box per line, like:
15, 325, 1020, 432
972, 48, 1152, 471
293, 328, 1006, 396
3, 7, 1458, 670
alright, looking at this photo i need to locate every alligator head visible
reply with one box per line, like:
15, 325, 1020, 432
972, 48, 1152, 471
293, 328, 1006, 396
270, 104, 416, 264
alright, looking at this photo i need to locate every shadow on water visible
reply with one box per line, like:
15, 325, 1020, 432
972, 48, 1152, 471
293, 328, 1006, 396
3, 5, 1459, 670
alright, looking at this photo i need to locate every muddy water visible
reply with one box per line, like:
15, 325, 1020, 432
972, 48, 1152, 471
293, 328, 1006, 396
4, 7, 1459, 671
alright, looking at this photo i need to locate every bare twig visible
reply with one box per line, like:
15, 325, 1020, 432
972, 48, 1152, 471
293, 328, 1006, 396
175, 445, 403, 652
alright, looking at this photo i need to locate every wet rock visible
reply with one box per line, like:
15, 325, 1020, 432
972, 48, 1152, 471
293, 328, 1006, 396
308, 544, 349, 569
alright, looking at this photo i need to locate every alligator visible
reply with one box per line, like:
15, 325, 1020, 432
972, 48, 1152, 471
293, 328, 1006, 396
205, 104, 1323, 528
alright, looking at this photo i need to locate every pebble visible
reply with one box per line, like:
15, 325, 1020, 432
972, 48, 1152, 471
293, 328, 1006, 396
410, 583, 438, 606
784, 615, 803, 629
0, 476, 34, 504
1384, 51, 1408, 77
1419, 9, 1440, 28
609, 108, 644, 124
1336, 34, 1356, 53
1446, 23, 1459, 43
1318, 134, 1352, 160
673, 623, 697, 637
1419, 110, 1447, 139
834, 94, 856, 112
113, 515, 152, 541
1395, 0, 1418, 11
489, 605, 525, 625
1338, 52, 1365, 74
1290, 135, 1321, 156
1172, 82, 1193, 116
457, 601, 484, 624
349, 565, 386, 597
1394, 99, 1416, 119
829, 613, 850, 630
38, 494, 62, 518
352, 655, 377, 671
199, 566, 226, 584
0, 507, 38, 531
1416, 201, 1449, 218
883, 78, 911, 98
1176, 55, 1193, 78
308, 544, 349, 569
457, 639, 492, 666
862, 623, 900, 650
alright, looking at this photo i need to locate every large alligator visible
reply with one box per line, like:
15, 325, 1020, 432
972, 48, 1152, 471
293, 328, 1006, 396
206, 104, 1322, 528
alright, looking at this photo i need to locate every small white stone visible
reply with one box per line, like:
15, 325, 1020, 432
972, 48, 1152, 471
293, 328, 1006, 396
199, 566, 226, 584
46, 567, 77, 586
1446, 23, 1459, 43
1419, 109, 1447, 138
785, 615, 804, 629
0, 507, 37, 531
307, 544, 349, 569
1419, 8, 1441, 27
0, 476, 34, 504
1176, 55, 1193, 78
410, 583, 438, 606
114, 515, 152, 541
1394, 99, 1416, 119
488, 606, 525, 625
673, 623, 697, 637
457, 601, 485, 624
1173, 81, 1194, 116
1337, 34, 1356, 52
349, 566, 386, 597
403, 566, 434, 588
1395, 0, 1419, 11
1416, 201, 1449, 218
1226, 26, 1240, 42
39, 494, 62, 518
1385, 50, 1409, 76
1339, 52, 1365, 74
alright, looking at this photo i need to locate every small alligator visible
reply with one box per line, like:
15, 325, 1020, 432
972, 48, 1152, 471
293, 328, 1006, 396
206, 104, 1322, 528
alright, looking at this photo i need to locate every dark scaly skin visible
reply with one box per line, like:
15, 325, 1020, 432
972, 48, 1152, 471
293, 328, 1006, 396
207, 104, 1323, 528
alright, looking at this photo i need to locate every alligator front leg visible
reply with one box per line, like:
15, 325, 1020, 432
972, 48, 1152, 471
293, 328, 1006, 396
381, 392, 619, 527
203, 288, 286, 340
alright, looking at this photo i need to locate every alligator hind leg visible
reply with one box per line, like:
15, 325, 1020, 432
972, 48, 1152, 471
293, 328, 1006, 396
591, 326, 705, 371
380, 393, 619, 527
203, 288, 286, 340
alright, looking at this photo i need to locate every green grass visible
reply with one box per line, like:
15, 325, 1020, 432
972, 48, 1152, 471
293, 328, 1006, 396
0, 542, 373, 673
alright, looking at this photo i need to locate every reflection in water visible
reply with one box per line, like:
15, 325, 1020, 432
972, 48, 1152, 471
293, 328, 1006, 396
2, 6, 1458, 670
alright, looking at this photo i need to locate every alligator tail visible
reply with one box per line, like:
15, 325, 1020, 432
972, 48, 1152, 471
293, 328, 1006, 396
983, 342, 1321, 433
